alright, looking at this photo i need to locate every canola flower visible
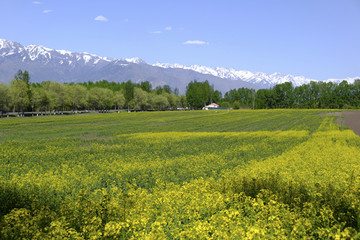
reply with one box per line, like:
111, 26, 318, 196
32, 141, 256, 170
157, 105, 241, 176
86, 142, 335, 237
0, 110, 359, 239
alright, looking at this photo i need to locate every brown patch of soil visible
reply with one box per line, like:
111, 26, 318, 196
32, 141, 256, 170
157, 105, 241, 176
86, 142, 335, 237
317, 112, 342, 117
335, 115, 346, 127
342, 111, 360, 136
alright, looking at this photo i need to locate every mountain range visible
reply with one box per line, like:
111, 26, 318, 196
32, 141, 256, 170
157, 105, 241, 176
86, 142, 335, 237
0, 39, 358, 94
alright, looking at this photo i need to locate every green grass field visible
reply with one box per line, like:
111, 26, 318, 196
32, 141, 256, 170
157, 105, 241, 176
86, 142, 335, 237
1, 110, 359, 239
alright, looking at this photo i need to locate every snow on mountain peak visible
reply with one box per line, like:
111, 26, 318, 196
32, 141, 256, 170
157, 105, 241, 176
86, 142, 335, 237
26, 44, 52, 52
0, 39, 25, 56
1, 39, 358, 88
56, 49, 72, 56
0, 39, 20, 49
152, 62, 318, 88
0, 39, 116, 65
125, 57, 146, 64
25, 44, 54, 61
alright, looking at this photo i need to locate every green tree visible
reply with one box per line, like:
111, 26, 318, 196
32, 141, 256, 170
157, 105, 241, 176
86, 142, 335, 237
88, 87, 114, 110
0, 84, 10, 113
140, 81, 152, 93
69, 85, 88, 111
178, 95, 187, 109
45, 82, 71, 112
9, 79, 30, 113
273, 82, 294, 108
14, 70, 30, 86
334, 81, 351, 109
163, 85, 172, 94
213, 90, 222, 104
14, 70, 32, 110
133, 87, 150, 110
220, 101, 230, 108
308, 81, 320, 108
124, 80, 135, 109
185, 80, 211, 109
232, 101, 241, 109
153, 94, 169, 110
165, 93, 177, 109
255, 89, 275, 109
114, 91, 125, 110
155, 86, 164, 95
318, 82, 336, 109
31, 87, 49, 114
352, 79, 360, 108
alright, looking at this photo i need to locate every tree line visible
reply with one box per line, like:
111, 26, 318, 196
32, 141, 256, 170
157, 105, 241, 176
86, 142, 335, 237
186, 79, 360, 110
223, 80, 360, 109
1, 70, 360, 115
0, 70, 187, 115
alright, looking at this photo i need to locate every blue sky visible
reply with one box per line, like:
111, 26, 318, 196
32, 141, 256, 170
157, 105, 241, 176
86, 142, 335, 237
1, 0, 360, 80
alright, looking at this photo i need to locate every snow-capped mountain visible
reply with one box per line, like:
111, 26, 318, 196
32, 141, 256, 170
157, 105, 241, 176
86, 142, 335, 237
152, 63, 359, 88
0, 39, 257, 93
0, 39, 119, 65
0, 39, 358, 93
125, 57, 146, 64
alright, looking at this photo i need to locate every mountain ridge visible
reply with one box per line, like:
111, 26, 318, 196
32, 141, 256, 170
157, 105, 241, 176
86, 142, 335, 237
0, 39, 358, 93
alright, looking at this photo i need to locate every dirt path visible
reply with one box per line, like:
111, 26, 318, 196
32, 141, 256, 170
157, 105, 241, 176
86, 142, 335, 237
342, 111, 360, 136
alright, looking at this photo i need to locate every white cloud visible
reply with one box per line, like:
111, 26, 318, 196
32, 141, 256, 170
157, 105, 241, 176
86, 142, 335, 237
151, 31, 162, 34
183, 40, 209, 45
165, 26, 172, 31
33, 1, 41, 4
43, 9, 53, 13
94, 16, 109, 22
124, 18, 129, 22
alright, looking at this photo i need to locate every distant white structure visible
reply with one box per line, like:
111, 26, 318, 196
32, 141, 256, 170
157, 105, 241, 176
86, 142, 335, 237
203, 103, 220, 110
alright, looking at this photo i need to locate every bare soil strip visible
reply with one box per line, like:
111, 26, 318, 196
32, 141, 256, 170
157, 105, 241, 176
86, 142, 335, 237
342, 111, 360, 136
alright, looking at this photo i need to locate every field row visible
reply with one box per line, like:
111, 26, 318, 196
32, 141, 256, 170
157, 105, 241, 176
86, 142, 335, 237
1, 110, 359, 239
0, 110, 332, 140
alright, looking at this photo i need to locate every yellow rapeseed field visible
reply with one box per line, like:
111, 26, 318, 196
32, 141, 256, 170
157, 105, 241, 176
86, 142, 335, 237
0, 110, 359, 239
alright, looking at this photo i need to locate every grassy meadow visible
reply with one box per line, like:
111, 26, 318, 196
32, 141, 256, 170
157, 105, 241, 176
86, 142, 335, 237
1, 110, 360, 239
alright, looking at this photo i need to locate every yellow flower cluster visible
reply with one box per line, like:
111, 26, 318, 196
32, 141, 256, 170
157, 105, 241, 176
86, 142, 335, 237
0, 110, 359, 239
